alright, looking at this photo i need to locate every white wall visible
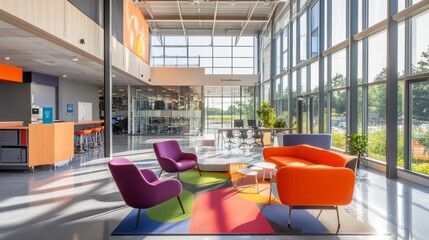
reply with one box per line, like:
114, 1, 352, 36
58, 79, 99, 122
31, 84, 56, 119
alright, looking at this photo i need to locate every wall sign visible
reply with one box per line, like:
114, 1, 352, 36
67, 103, 74, 113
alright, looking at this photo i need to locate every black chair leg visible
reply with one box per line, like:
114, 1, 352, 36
135, 208, 141, 229
177, 172, 180, 179
158, 169, 163, 178
177, 196, 185, 214
288, 206, 292, 228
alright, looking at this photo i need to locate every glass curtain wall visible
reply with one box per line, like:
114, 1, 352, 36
151, 36, 255, 75
261, 0, 429, 177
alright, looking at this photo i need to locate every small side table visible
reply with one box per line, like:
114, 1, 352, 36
253, 162, 277, 203
253, 162, 276, 182
234, 166, 262, 193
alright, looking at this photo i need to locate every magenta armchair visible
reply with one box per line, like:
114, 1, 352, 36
108, 157, 185, 229
153, 140, 201, 178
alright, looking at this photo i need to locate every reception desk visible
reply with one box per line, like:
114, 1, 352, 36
0, 122, 74, 170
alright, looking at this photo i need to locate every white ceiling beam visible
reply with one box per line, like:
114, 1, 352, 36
211, 0, 219, 43
176, 0, 188, 43
235, 0, 259, 45
142, 1, 163, 46
261, 0, 279, 33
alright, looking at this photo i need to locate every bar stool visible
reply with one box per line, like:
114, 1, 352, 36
98, 126, 104, 146
74, 129, 91, 153
88, 127, 102, 148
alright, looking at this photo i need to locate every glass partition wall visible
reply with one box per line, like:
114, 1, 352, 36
204, 86, 258, 134
130, 85, 258, 136
261, 0, 429, 178
130, 86, 203, 135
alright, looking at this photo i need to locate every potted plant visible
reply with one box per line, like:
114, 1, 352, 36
256, 100, 275, 128
256, 101, 275, 146
346, 133, 368, 178
273, 115, 287, 128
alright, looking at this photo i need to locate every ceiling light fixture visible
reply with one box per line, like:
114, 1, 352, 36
4, 56, 10, 61
62, 74, 67, 78
72, 56, 79, 62
112, 74, 116, 78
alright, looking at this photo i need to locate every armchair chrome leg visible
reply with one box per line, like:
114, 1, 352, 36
336, 206, 340, 231
158, 169, 163, 178
177, 196, 185, 214
288, 206, 292, 228
135, 208, 141, 229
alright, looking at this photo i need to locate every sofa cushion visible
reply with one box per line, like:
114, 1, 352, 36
266, 156, 317, 168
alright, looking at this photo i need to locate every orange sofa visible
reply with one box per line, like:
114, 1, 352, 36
263, 144, 357, 228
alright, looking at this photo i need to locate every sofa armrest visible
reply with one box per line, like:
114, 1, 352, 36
276, 166, 355, 207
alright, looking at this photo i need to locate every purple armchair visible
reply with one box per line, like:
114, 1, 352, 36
153, 140, 201, 179
108, 157, 185, 229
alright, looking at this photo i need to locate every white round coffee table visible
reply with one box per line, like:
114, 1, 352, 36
253, 162, 276, 182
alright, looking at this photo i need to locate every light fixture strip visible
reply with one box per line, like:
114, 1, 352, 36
235, 0, 260, 46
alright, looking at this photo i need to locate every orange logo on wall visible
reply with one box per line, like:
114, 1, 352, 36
124, 0, 149, 64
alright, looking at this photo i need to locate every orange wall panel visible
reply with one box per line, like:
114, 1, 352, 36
123, 0, 149, 64
0, 64, 23, 83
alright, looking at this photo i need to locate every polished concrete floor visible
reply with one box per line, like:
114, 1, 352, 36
0, 134, 428, 240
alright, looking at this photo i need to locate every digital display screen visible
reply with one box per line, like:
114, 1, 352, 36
32, 108, 39, 114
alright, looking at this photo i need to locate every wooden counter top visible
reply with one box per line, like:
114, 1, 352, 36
0, 121, 26, 129
74, 120, 104, 126
0, 126, 28, 130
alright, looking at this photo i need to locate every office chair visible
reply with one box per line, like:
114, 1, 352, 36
224, 130, 235, 150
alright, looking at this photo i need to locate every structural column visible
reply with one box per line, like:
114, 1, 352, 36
318, 0, 326, 133
104, 0, 113, 158
348, 0, 359, 135
386, 0, 398, 179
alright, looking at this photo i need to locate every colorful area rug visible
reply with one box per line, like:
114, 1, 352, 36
112, 170, 376, 235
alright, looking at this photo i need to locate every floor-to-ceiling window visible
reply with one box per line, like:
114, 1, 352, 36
330, 49, 347, 149
260, 0, 429, 179
151, 36, 255, 75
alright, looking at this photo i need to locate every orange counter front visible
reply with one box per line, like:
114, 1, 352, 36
0, 122, 74, 170
28, 122, 74, 169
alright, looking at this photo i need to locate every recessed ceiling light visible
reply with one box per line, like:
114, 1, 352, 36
72, 56, 79, 62
119, 89, 124, 91
4, 56, 10, 61
112, 74, 116, 78
148, 88, 153, 91
62, 74, 67, 78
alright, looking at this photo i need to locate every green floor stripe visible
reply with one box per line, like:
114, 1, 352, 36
147, 190, 194, 223
180, 170, 229, 185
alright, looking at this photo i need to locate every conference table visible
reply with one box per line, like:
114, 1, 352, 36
217, 127, 292, 148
